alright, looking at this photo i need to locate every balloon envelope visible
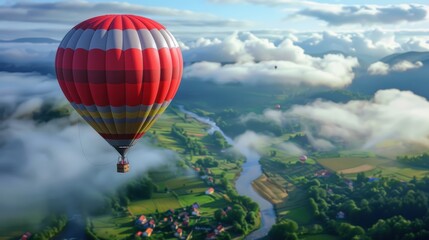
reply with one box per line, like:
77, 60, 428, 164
55, 15, 183, 157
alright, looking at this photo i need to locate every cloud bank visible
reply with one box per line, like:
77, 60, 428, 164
368, 60, 423, 75
183, 32, 359, 88
241, 89, 429, 152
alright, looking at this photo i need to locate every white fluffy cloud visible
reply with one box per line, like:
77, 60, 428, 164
0, 72, 59, 116
250, 89, 429, 151
391, 60, 424, 72
183, 32, 359, 88
368, 60, 423, 75
234, 131, 272, 153
298, 29, 404, 60
0, 42, 57, 64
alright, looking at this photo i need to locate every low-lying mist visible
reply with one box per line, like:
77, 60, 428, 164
0, 71, 177, 224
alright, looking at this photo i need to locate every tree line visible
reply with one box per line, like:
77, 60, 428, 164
304, 173, 429, 239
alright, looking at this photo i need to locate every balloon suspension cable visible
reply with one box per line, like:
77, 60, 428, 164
118, 155, 129, 164
78, 121, 115, 167
78, 121, 90, 163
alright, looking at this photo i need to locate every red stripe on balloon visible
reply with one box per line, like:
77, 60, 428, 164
57, 81, 177, 106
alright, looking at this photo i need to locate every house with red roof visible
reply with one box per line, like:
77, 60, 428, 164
215, 224, 225, 234
143, 228, 153, 237
205, 187, 214, 195
136, 215, 148, 225
175, 228, 183, 238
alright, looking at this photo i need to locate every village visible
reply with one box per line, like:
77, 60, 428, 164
132, 165, 230, 240
133, 200, 228, 239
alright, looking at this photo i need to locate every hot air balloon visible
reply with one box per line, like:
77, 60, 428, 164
275, 104, 281, 110
299, 155, 307, 163
55, 15, 183, 173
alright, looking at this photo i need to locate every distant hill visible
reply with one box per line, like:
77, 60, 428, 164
0, 62, 55, 75
0, 37, 60, 43
380, 51, 429, 64
350, 51, 429, 99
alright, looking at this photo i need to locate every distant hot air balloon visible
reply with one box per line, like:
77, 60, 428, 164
275, 104, 281, 109
55, 15, 183, 173
299, 155, 308, 163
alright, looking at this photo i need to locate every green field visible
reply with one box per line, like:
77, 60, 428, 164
91, 215, 135, 240
317, 155, 429, 180
128, 194, 182, 216
279, 205, 313, 225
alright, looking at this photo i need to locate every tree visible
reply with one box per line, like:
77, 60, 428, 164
217, 232, 232, 240
227, 205, 246, 225
268, 220, 299, 240
214, 209, 225, 222
337, 222, 365, 239
246, 211, 257, 225
119, 195, 130, 207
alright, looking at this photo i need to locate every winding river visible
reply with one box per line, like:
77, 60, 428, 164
178, 106, 276, 239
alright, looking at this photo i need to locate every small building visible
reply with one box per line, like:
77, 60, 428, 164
368, 177, 380, 183
192, 207, 200, 216
143, 228, 153, 237
336, 211, 345, 219
148, 219, 156, 228
171, 221, 179, 230
205, 187, 214, 195
136, 215, 148, 225
214, 224, 225, 235
175, 228, 183, 238
315, 169, 330, 177
20, 232, 32, 240
206, 232, 216, 240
